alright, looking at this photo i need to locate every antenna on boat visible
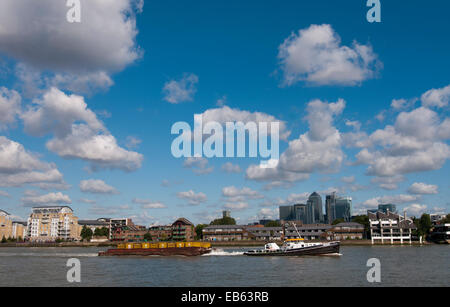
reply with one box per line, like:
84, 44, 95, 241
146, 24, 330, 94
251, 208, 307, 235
291, 222, 302, 239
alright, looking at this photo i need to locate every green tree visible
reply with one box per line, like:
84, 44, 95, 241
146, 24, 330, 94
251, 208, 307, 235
210, 216, 236, 225
143, 232, 152, 241
159, 232, 171, 241
195, 224, 207, 240
1, 236, 6, 243
94, 227, 109, 237
352, 215, 370, 238
265, 220, 281, 227
80, 225, 93, 241
417, 213, 432, 237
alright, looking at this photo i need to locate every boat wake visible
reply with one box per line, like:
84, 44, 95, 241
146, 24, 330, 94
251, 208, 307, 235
202, 248, 244, 256
321, 253, 343, 256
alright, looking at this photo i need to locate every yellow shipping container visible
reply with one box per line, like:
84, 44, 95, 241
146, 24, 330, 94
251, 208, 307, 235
150, 243, 158, 248
192, 242, 202, 247
167, 243, 176, 248
158, 243, 167, 248
176, 242, 184, 248
141, 243, 150, 249
133, 243, 142, 249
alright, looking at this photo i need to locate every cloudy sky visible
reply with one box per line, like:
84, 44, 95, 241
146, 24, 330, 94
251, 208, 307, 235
0, 0, 449, 225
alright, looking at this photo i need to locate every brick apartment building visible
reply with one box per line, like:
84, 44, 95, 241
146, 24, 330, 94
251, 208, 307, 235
172, 218, 195, 241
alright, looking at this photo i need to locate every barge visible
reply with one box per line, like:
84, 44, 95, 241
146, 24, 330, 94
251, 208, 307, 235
99, 242, 212, 257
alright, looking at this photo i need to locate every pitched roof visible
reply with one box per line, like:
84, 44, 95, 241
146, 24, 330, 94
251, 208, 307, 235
368, 210, 403, 221
0, 209, 10, 216
172, 217, 194, 226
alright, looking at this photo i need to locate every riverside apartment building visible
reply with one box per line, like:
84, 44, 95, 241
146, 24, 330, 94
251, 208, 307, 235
27, 206, 81, 242
0, 209, 12, 240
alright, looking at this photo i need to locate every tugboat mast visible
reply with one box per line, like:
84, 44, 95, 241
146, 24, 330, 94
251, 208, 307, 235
291, 222, 302, 239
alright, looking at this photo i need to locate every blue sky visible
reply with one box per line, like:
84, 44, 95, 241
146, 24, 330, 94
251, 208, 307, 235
0, 0, 449, 225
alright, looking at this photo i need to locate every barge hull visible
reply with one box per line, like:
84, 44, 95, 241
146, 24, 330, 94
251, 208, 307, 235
99, 247, 211, 257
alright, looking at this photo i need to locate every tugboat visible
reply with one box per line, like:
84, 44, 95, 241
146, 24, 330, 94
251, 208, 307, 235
244, 223, 340, 257
244, 239, 340, 256
99, 241, 212, 257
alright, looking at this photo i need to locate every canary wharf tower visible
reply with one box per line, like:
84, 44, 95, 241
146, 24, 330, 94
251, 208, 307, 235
306, 192, 324, 224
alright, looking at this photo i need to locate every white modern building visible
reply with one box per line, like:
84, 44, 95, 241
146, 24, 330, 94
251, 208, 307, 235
26, 206, 80, 242
368, 211, 417, 244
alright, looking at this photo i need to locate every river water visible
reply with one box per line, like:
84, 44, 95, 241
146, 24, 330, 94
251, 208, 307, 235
0, 245, 448, 287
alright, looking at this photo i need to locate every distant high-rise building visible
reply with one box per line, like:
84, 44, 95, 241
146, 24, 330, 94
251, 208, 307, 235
335, 197, 352, 222
306, 192, 323, 224
279, 205, 295, 221
326, 193, 352, 223
294, 204, 307, 223
325, 192, 337, 224
378, 204, 397, 214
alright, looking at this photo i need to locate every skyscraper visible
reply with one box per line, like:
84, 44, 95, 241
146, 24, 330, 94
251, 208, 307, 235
294, 204, 307, 223
279, 205, 295, 221
306, 192, 323, 224
326, 193, 352, 223
325, 192, 337, 224
279, 204, 307, 222
335, 197, 352, 222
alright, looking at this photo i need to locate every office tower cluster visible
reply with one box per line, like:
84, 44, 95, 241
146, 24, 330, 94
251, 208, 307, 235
280, 192, 352, 224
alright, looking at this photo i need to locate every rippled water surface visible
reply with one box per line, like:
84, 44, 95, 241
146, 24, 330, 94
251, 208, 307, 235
0, 245, 448, 287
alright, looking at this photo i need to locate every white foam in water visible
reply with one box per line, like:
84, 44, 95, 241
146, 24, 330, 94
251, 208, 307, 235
202, 248, 244, 256
321, 253, 343, 256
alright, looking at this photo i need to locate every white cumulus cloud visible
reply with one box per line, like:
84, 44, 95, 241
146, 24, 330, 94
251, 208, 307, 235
421, 84, 450, 108
0, 87, 21, 131
221, 162, 241, 173
355, 104, 450, 177
132, 198, 167, 209
79, 179, 119, 195
278, 24, 381, 86
403, 204, 428, 217
222, 186, 263, 202
407, 182, 438, 195
163, 74, 198, 104
0, 0, 143, 94
246, 99, 345, 185
22, 88, 143, 172
176, 190, 207, 206
21, 192, 71, 207
0, 136, 66, 188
